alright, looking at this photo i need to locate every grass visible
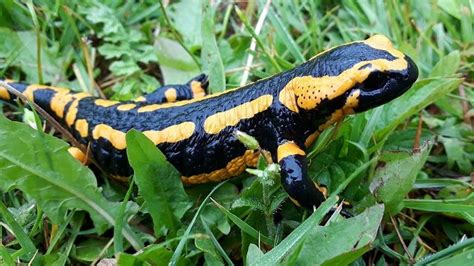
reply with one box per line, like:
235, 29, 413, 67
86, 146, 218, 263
0, 0, 473, 265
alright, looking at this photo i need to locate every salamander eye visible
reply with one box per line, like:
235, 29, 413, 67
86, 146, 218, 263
361, 72, 388, 91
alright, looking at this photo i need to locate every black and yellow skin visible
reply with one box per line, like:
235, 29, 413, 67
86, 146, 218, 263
0, 35, 418, 209
136, 74, 209, 104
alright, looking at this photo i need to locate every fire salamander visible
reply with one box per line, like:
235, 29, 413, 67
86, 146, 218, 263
0, 35, 418, 209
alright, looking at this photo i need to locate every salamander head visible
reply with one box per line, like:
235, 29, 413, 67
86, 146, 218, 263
279, 35, 418, 114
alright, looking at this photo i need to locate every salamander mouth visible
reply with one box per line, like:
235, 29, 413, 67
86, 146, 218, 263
354, 55, 418, 112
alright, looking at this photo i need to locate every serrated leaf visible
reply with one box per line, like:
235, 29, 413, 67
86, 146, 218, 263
109, 60, 141, 76
126, 130, 192, 237
0, 116, 142, 249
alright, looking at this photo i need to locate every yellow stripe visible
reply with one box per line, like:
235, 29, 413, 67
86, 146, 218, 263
277, 142, 305, 162
95, 99, 119, 107
137, 104, 161, 112
23, 85, 69, 102
182, 150, 259, 184
142, 122, 196, 145
50, 92, 73, 118
203, 95, 273, 134
117, 104, 136, 111
92, 124, 127, 149
92, 122, 196, 150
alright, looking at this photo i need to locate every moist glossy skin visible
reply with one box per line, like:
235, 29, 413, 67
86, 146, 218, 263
0, 35, 418, 209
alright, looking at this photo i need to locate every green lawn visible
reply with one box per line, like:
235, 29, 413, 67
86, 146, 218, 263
0, 0, 473, 265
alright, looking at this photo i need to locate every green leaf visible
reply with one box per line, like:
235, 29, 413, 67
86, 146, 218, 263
72, 238, 112, 263
0, 201, 36, 260
0, 116, 142, 250
155, 37, 200, 84
292, 204, 384, 265
126, 130, 192, 237
168, 0, 203, 48
201, 1, 225, 92
109, 60, 141, 76
253, 196, 338, 265
0, 27, 64, 83
369, 142, 431, 215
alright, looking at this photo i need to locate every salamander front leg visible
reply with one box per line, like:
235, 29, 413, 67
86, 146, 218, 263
277, 141, 325, 209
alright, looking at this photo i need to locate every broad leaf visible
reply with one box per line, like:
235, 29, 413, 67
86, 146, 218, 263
0, 116, 142, 249
369, 142, 431, 214
126, 130, 192, 237
293, 204, 384, 265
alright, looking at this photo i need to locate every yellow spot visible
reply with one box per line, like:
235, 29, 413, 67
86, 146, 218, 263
277, 142, 305, 162
134, 96, 146, 102
95, 99, 119, 107
204, 95, 273, 134
191, 81, 206, 98
164, 88, 178, 102
142, 122, 196, 145
117, 104, 136, 111
0, 85, 10, 100
65, 93, 91, 126
68, 147, 87, 164
75, 119, 89, 138
182, 150, 259, 184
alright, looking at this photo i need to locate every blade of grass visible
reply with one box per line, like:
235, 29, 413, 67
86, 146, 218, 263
0, 200, 36, 260
235, 6, 282, 74
239, 0, 272, 86
255, 196, 338, 265
211, 198, 273, 245
267, 7, 305, 63
403, 199, 474, 213
200, 216, 234, 266
415, 237, 474, 265
25, 0, 43, 84
114, 177, 135, 254
169, 181, 228, 266
0, 244, 15, 265
46, 210, 75, 254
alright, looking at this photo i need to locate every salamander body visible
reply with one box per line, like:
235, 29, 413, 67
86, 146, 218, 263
0, 35, 418, 208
